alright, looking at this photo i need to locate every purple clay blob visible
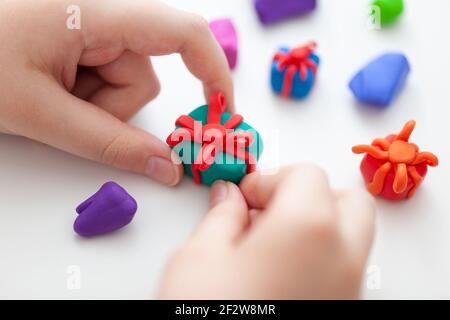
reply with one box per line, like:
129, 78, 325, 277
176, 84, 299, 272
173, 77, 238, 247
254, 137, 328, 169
254, 0, 317, 25
74, 181, 137, 237
209, 18, 238, 70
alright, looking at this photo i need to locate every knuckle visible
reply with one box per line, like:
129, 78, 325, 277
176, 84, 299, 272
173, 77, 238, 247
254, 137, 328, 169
162, 248, 194, 284
166, 247, 189, 270
355, 188, 376, 208
100, 133, 131, 167
137, 80, 160, 106
276, 209, 337, 242
166, 244, 209, 271
0, 123, 14, 135
275, 164, 329, 193
145, 78, 161, 101
304, 213, 337, 240
187, 13, 210, 35
294, 163, 328, 181
342, 259, 365, 290
140, 62, 161, 103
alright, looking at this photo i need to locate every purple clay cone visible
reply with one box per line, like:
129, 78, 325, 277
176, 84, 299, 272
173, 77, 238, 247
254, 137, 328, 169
74, 182, 137, 237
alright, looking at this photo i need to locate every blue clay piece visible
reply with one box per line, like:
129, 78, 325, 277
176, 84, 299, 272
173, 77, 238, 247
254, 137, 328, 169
349, 52, 410, 107
74, 182, 137, 237
271, 47, 320, 100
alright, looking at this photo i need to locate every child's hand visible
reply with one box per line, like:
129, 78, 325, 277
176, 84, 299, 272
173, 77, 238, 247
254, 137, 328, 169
0, 0, 233, 186
158, 165, 375, 299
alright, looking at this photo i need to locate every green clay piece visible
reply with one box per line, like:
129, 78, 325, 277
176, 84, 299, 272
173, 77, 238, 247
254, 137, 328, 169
171, 105, 263, 186
372, 0, 404, 26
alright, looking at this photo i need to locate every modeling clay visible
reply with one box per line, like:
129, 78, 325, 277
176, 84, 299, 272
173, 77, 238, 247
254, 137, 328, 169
372, 0, 404, 26
254, 0, 316, 25
167, 92, 263, 186
209, 18, 238, 70
349, 52, 410, 107
74, 182, 137, 237
271, 42, 319, 99
352, 120, 439, 201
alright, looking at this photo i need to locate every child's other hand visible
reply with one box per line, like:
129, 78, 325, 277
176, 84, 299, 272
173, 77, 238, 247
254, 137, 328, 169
0, 0, 233, 186
159, 165, 375, 299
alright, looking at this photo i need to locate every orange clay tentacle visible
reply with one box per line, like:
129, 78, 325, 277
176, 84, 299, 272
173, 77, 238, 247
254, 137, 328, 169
371, 138, 391, 151
367, 162, 392, 195
413, 152, 439, 167
407, 166, 423, 198
352, 145, 389, 160
393, 163, 408, 194
396, 120, 416, 142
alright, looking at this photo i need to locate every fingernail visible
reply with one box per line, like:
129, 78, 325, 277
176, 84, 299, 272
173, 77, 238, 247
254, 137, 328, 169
210, 181, 228, 208
145, 157, 180, 186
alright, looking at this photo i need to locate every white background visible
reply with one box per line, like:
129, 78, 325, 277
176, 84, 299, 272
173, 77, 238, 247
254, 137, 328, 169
0, 0, 449, 299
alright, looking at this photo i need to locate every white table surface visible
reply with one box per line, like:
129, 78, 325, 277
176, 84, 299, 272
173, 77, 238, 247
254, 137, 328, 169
1, 0, 449, 299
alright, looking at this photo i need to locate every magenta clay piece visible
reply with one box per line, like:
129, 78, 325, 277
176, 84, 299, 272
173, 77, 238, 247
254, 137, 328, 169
209, 18, 238, 70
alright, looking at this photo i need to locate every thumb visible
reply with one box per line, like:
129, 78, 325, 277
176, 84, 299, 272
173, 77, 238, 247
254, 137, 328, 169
17, 76, 182, 186
98, 124, 183, 186
191, 181, 249, 246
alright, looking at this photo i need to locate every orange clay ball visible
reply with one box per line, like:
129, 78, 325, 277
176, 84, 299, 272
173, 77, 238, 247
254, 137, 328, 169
352, 120, 439, 201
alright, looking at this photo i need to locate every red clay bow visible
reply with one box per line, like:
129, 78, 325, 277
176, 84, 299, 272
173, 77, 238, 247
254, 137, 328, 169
167, 92, 257, 184
273, 41, 318, 97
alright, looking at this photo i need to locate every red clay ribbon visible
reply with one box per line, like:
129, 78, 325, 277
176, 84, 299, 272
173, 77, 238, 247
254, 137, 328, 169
167, 92, 257, 184
273, 41, 318, 97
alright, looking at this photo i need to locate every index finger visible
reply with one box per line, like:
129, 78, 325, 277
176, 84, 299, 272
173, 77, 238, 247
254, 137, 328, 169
79, 0, 234, 111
